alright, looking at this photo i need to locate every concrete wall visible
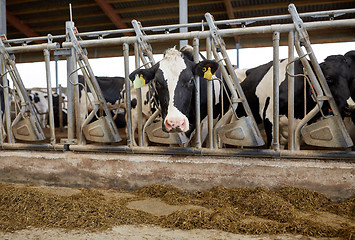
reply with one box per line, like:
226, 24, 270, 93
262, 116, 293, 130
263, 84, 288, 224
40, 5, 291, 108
0, 150, 353, 201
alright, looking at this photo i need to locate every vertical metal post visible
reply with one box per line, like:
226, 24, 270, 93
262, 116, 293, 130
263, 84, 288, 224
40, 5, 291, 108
0, 0, 7, 142
179, 0, 188, 48
272, 31, 280, 151
124, 42, 132, 147
66, 21, 76, 142
134, 42, 143, 146
44, 49, 56, 145
235, 42, 241, 68
288, 31, 295, 151
0, 0, 6, 36
1, 56, 13, 143
54, 55, 59, 94
206, 37, 214, 149
193, 37, 201, 148
58, 84, 64, 132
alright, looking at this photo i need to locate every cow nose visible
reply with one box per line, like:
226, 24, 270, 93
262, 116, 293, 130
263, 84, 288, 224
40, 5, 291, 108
164, 118, 187, 132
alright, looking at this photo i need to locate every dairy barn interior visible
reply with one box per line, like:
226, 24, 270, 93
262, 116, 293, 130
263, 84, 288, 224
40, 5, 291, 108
0, 0, 355, 237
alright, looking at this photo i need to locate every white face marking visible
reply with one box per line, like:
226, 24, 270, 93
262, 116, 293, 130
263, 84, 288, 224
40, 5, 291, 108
159, 48, 190, 131
347, 97, 355, 107
211, 75, 221, 105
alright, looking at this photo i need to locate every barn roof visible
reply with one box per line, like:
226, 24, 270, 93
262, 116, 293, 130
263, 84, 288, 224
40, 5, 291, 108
4, 0, 355, 61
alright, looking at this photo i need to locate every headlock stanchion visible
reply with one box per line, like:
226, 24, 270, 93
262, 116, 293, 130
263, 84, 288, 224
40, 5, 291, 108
205, 13, 265, 148
0, 5, 354, 155
131, 20, 191, 146
66, 23, 121, 143
288, 4, 353, 149
0, 37, 45, 141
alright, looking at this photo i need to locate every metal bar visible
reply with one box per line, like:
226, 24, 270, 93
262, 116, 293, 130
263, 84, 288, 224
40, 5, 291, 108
124, 42, 132, 147
68, 144, 355, 160
0, 143, 66, 151
0, 55, 13, 143
4, 7, 355, 46
66, 22, 76, 142
44, 49, 56, 145
179, 0, 188, 48
193, 37, 201, 148
293, 37, 324, 150
54, 55, 59, 93
131, 20, 156, 66
134, 42, 143, 146
206, 37, 214, 149
0, 0, 5, 35
287, 31, 295, 151
272, 31, 280, 151
58, 84, 64, 132
5, 43, 59, 54
73, 18, 355, 49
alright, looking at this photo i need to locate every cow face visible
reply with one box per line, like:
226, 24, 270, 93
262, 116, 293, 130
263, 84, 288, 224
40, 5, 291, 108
129, 46, 218, 133
320, 54, 354, 116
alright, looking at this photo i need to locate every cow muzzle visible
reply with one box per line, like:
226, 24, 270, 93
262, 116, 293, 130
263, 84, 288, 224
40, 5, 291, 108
164, 117, 189, 133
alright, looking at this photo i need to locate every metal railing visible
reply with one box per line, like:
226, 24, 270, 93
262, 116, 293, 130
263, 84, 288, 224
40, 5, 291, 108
0, 4, 354, 157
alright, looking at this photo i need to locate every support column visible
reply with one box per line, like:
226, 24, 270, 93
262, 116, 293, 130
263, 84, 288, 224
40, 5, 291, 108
272, 31, 280, 151
179, 0, 188, 48
0, 0, 6, 36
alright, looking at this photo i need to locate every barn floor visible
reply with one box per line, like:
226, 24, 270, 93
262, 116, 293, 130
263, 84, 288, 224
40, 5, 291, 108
0, 183, 353, 240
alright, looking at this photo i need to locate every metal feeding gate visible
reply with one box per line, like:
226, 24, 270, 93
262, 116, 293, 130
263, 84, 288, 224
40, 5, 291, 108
288, 4, 353, 149
66, 25, 121, 143
205, 13, 265, 148
0, 36, 45, 142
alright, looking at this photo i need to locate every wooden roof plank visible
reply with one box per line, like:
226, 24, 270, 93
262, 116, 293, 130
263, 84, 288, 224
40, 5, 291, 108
94, 0, 133, 36
6, 9, 40, 37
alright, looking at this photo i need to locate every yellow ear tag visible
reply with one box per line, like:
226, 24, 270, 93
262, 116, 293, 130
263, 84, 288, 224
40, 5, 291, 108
203, 67, 213, 80
133, 74, 146, 88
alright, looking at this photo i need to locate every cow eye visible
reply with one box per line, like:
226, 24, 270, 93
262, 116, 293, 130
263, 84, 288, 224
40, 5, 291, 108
187, 78, 194, 87
326, 77, 333, 84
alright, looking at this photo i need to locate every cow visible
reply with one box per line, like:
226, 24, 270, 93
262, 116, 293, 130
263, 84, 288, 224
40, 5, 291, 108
51, 93, 68, 128
78, 75, 157, 144
28, 90, 49, 128
129, 45, 221, 141
236, 50, 355, 148
28, 90, 68, 128
78, 75, 126, 128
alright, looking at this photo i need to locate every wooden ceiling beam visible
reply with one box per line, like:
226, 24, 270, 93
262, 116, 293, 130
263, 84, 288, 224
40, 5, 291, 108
115, 0, 220, 13
232, 0, 353, 13
223, 0, 239, 45
11, 1, 97, 15
94, 0, 133, 36
6, 9, 40, 37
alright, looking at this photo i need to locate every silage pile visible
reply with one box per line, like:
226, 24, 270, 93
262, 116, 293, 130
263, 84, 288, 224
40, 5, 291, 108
0, 183, 353, 239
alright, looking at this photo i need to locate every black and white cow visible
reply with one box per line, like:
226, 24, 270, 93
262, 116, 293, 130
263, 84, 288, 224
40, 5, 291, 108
78, 75, 126, 128
28, 90, 68, 128
129, 45, 220, 140
28, 90, 48, 128
78, 75, 157, 145
237, 50, 355, 147
52, 93, 68, 128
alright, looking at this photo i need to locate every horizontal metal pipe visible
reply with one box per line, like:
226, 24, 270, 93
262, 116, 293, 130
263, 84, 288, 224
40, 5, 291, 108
0, 143, 66, 151
4, 8, 355, 45
68, 144, 355, 160
61, 18, 355, 49
5, 43, 60, 54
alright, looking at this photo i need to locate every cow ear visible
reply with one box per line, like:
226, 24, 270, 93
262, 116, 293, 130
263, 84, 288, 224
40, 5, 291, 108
129, 64, 159, 87
194, 60, 219, 79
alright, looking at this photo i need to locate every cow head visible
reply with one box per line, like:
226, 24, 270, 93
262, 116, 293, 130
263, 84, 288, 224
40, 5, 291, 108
129, 46, 218, 133
320, 52, 355, 117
